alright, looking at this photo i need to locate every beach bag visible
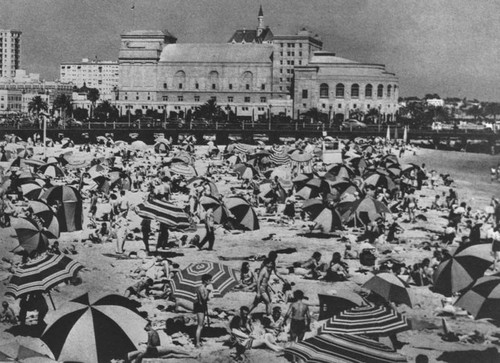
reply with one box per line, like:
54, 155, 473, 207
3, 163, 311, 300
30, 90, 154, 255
359, 249, 376, 267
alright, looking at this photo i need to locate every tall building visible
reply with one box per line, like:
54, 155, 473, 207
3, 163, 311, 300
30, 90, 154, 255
228, 5, 273, 44
59, 58, 119, 100
0, 30, 21, 78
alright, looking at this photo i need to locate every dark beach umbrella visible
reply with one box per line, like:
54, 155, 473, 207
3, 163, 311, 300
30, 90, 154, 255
225, 196, 259, 231
29, 200, 60, 239
39, 164, 65, 179
171, 262, 239, 303
154, 139, 171, 154
363, 173, 397, 191
259, 180, 287, 203
12, 217, 51, 253
318, 292, 365, 320
337, 197, 390, 225
296, 177, 331, 200
136, 198, 190, 230
455, 275, 500, 321
284, 333, 407, 363
187, 176, 219, 197
362, 272, 412, 307
324, 163, 355, 181
432, 244, 494, 297
302, 199, 342, 232
41, 185, 83, 232
329, 180, 363, 200
200, 195, 229, 224
233, 162, 260, 180
6, 253, 83, 299
20, 182, 46, 200
319, 304, 410, 336
42, 292, 148, 363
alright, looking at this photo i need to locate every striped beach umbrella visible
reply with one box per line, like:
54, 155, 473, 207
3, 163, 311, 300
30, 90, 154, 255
362, 273, 412, 307
171, 262, 239, 303
170, 162, 197, 179
200, 195, 229, 224
324, 164, 355, 181
20, 182, 46, 200
225, 196, 259, 231
136, 198, 190, 230
12, 217, 51, 254
187, 176, 219, 196
29, 200, 60, 239
233, 162, 259, 180
39, 164, 65, 179
432, 244, 494, 297
6, 253, 83, 298
268, 151, 290, 166
363, 173, 397, 191
455, 275, 500, 321
319, 304, 410, 336
284, 333, 407, 363
42, 292, 148, 363
259, 180, 287, 203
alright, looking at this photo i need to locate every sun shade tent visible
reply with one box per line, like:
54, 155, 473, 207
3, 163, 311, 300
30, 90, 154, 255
41, 186, 83, 232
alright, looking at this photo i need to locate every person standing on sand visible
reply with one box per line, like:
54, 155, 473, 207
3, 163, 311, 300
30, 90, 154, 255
249, 258, 273, 317
141, 218, 152, 254
198, 208, 215, 250
195, 274, 212, 348
114, 215, 129, 254
283, 290, 311, 343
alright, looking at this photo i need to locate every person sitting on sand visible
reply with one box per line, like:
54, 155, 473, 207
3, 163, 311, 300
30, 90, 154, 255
322, 252, 350, 282
283, 290, 311, 343
124, 278, 154, 299
386, 217, 404, 243
88, 222, 110, 244
0, 301, 17, 325
235, 262, 257, 291
442, 223, 456, 245
263, 306, 287, 342
293, 252, 323, 278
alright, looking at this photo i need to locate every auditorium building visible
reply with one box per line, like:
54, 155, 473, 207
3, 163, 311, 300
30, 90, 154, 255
116, 7, 399, 122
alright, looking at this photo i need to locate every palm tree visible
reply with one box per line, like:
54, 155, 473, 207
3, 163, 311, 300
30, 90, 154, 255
484, 102, 500, 121
94, 100, 113, 121
466, 105, 483, 121
28, 96, 48, 118
53, 94, 72, 119
194, 99, 223, 123
86, 88, 100, 120
303, 107, 328, 123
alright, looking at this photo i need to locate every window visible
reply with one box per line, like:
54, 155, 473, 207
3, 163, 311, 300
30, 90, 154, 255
212, 84, 216, 90
228, 96, 233, 102
136, 96, 139, 100
302, 90, 308, 99
302, 103, 307, 108
229, 84, 233, 90
194, 96, 200, 102
279, 86, 283, 91
286, 69, 291, 74
280, 61, 283, 65
365, 84, 373, 98
195, 83, 199, 89
287, 52, 291, 56
261, 84, 265, 90
320, 83, 329, 98
260, 97, 267, 102
377, 84, 384, 98
353, 104, 357, 109
336, 83, 345, 98
299, 51, 302, 57
162, 96, 168, 101
367, 104, 371, 109
163, 83, 167, 89
351, 84, 359, 98
387, 85, 392, 97
244, 97, 251, 103
178, 83, 183, 89
280, 78, 283, 82
280, 43, 284, 48
246, 84, 250, 90
299, 60, 302, 65
299, 43, 302, 48
178, 96, 183, 102
280, 52, 283, 56
280, 69, 283, 74
338, 104, 342, 109
322, 104, 326, 108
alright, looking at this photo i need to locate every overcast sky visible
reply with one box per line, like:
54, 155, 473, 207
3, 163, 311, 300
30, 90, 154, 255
1, 0, 499, 101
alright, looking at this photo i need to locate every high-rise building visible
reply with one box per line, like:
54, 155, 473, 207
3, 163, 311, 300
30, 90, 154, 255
0, 30, 21, 78
59, 58, 119, 100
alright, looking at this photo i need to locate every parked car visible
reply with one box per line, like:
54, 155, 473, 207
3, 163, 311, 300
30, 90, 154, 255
341, 119, 367, 129
65, 119, 83, 128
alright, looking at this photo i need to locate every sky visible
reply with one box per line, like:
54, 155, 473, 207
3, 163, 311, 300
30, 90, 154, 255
1, 0, 499, 101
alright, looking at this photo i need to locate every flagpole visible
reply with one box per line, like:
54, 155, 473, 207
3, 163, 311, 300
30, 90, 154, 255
131, 2, 136, 28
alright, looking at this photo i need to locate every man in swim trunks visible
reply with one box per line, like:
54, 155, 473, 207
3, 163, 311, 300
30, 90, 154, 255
248, 258, 273, 316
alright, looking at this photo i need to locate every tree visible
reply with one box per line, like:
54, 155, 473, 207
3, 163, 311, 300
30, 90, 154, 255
94, 100, 114, 121
53, 94, 72, 119
484, 103, 500, 120
466, 105, 483, 121
193, 99, 223, 123
424, 93, 440, 100
86, 88, 100, 119
303, 107, 328, 123
73, 107, 88, 121
28, 96, 48, 118
365, 108, 380, 124
349, 108, 364, 121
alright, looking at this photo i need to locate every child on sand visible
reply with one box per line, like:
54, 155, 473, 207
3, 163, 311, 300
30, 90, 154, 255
284, 290, 311, 342
195, 274, 212, 348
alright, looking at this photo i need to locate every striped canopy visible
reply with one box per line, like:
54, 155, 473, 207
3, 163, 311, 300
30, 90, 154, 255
170, 162, 197, 179
6, 253, 83, 298
171, 262, 239, 303
284, 333, 407, 363
319, 304, 410, 336
136, 198, 190, 230
268, 152, 290, 166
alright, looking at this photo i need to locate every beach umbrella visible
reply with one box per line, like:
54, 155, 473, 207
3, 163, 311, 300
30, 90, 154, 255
363, 173, 397, 191
200, 195, 229, 224
268, 152, 290, 166
329, 180, 363, 200
302, 199, 342, 232
113, 140, 128, 148
107, 170, 132, 192
233, 162, 259, 180
6, 253, 83, 299
87, 164, 107, 179
96, 136, 108, 144
0, 149, 12, 161
20, 182, 46, 200
225, 196, 259, 231
187, 176, 219, 196
136, 198, 190, 230
39, 164, 65, 179
259, 180, 287, 203
318, 292, 366, 320
41, 186, 83, 232
284, 333, 407, 363
171, 262, 239, 303
319, 304, 410, 336
337, 196, 390, 225
22, 158, 46, 169
28, 200, 60, 238
296, 176, 331, 200
362, 272, 412, 307
170, 162, 197, 179
154, 139, 170, 154
455, 275, 500, 321
12, 217, 51, 253
41, 292, 149, 363
345, 156, 368, 175
227, 143, 255, 155
289, 150, 314, 163
45, 139, 54, 147
130, 140, 147, 150
0, 340, 55, 362
324, 163, 355, 181
432, 244, 494, 297
267, 165, 292, 181
226, 154, 243, 166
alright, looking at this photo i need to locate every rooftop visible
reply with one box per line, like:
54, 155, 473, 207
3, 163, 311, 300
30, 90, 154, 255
160, 43, 273, 63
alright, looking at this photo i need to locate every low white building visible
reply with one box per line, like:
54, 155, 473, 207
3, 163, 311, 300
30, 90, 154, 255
426, 98, 444, 107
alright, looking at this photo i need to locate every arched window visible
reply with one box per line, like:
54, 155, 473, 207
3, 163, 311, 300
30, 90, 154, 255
387, 85, 392, 98
377, 84, 384, 98
335, 83, 345, 98
365, 84, 373, 98
393, 85, 398, 98
209, 71, 219, 90
320, 83, 329, 98
241, 71, 253, 91
174, 70, 186, 90
351, 84, 359, 98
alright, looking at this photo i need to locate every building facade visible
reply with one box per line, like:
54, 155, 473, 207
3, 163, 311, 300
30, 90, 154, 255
60, 58, 119, 100
294, 52, 399, 121
0, 29, 21, 78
